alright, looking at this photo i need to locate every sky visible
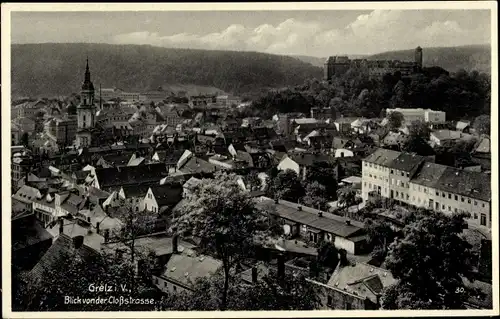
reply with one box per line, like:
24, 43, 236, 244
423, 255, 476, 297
11, 10, 492, 57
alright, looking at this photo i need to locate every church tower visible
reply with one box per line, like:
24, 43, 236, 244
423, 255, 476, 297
75, 58, 96, 148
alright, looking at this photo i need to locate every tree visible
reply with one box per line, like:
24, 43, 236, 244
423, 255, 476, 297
305, 161, 338, 199
20, 132, 29, 147
245, 171, 262, 191
163, 269, 320, 310
110, 202, 157, 294
408, 120, 430, 139
387, 111, 404, 130
402, 135, 435, 156
302, 181, 328, 209
317, 241, 339, 270
336, 186, 357, 210
13, 250, 161, 311
364, 218, 400, 264
268, 169, 305, 202
473, 115, 490, 136
172, 172, 262, 310
382, 211, 479, 309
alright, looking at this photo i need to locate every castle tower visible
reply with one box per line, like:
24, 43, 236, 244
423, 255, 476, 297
75, 58, 96, 148
415, 46, 423, 68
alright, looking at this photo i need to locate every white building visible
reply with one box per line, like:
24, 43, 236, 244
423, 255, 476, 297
386, 108, 446, 124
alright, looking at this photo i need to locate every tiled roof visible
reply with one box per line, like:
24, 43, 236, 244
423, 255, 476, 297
388, 153, 425, 172
161, 252, 222, 288
434, 167, 491, 202
410, 162, 448, 188
363, 148, 401, 166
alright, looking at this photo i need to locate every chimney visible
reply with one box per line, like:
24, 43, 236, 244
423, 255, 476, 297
172, 231, 179, 254
73, 236, 84, 249
277, 253, 285, 283
96, 222, 100, 234
251, 266, 258, 283
58, 218, 64, 235
318, 211, 323, 217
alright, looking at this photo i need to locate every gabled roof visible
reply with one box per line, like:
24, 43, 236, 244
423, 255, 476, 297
121, 184, 151, 198
151, 184, 183, 207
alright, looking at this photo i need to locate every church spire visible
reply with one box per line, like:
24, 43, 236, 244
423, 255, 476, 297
81, 57, 94, 91
85, 57, 91, 83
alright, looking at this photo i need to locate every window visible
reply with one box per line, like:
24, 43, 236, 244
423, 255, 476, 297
436, 191, 439, 196
345, 302, 352, 310
406, 194, 409, 200
396, 191, 399, 197
480, 214, 487, 226
424, 188, 427, 194
474, 213, 478, 219
468, 199, 471, 204
455, 195, 458, 201
461, 197, 465, 202
442, 204, 445, 209
474, 201, 477, 206
442, 193, 445, 198
391, 169, 394, 174
364, 182, 366, 187
482, 203, 485, 208
448, 206, 451, 211
454, 208, 458, 213
448, 194, 451, 199
401, 172, 404, 177
173, 286, 177, 292
406, 172, 409, 177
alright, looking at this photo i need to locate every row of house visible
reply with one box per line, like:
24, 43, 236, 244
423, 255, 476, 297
361, 148, 491, 229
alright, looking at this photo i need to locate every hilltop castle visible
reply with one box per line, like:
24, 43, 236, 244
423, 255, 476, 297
324, 46, 423, 81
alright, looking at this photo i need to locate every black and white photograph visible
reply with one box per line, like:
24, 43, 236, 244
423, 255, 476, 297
1, 2, 498, 317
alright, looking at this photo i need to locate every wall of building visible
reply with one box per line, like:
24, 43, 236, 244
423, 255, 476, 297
361, 160, 391, 201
